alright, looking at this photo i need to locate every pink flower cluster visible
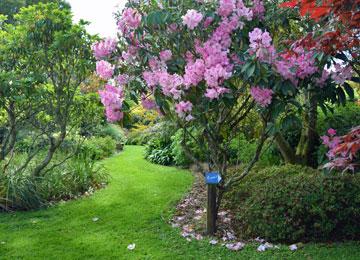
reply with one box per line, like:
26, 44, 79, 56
249, 28, 275, 63
175, 101, 194, 121
96, 60, 114, 80
331, 64, 353, 85
182, 12, 243, 100
118, 7, 142, 32
321, 128, 342, 159
160, 50, 172, 62
250, 86, 273, 107
252, 0, 265, 19
274, 47, 317, 86
217, 0, 253, 21
92, 38, 117, 60
141, 94, 157, 110
98, 84, 124, 122
182, 10, 203, 30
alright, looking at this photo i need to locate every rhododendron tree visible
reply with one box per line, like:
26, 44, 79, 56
93, 0, 356, 233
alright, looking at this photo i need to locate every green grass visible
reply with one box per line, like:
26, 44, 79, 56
0, 146, 359, 259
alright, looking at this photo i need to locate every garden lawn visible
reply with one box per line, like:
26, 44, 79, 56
0, 146, 359, 259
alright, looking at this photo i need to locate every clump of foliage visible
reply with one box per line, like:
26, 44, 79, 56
0, 154, 108, 211
225, 165, 360, 242
317, 102, 360, 136
80, 136, 117, 161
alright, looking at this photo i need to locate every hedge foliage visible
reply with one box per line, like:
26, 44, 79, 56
225, 165, 360, 242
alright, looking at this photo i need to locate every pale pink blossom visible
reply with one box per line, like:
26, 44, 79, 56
182, 10, 203, 30
175, 101, 193, 118
217, 0, 236, 17
92, 38, 117, 60
160, 50, 172, 62
121, 8, 142, 30
250, 86, 273, 107
96, 60, 114, 80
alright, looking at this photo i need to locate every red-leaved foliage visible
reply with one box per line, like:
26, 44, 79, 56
323, 126, 360, 173
280, 0, 360, 55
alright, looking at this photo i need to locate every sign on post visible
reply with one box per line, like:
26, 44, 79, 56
205, 172, 221, 235
205, 172, 222, 185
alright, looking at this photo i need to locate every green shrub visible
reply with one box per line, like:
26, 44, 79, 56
225, 165, 360, 242
317, 102, 360, 136
96, 124, 127, 150
170, 129, 206, 167
80, 136, 116, 160
0, 154, 108, 211
145, 138, 174, 166
229, 133, 281, 166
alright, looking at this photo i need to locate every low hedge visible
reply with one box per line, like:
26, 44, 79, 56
225, 165, 360, 243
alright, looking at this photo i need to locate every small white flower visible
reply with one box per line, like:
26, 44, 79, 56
226, 242, 245, 251
264, 242, 273, 249
209, 239, 218, 245
171, 223, 180, 228
186, 237, 192, 242
0, 241, 5, 245
92, 217, 99, 222
195, 234, 203, 240
289, 244, 298, 251
257, 244, 267, 252
127, 243, 136, 250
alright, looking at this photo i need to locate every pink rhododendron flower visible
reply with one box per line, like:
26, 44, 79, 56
252, 0, 265, 19
116, 74, 129, 85
143, 71, 158, 88
159, 50, 172, 62
327, 128, 337, 136
205, 86, 229, 100
204, 17, 214, 28
236, 0, 253, 21
183, 59, 206, 88
158, 72, 183, 99
168, 23, 178, 32
249, 28, 275, 63
182, 10, 203, 30
204, 64, 232, 88
141, 95, 157, 110
250, 86, 273, 107
275, 48, 317, 85
91, 38, 117, 60
331, 64, 353, 84
96, 60, 114, 80
121, 8, 142, 30
315, 68, 330, 87
175, 101, 193, 118
217, 0, 236, 17
98, 84, 124, 122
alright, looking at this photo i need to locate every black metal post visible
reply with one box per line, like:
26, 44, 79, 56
207, 184, 217, 235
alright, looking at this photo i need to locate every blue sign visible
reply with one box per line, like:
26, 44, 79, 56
205, 172, 222, 184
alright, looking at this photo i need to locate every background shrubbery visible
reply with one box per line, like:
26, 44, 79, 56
225, 165, 360, 242
0, 153, 108, 211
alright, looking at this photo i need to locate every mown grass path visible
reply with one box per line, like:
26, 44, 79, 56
0, 146, 359, 259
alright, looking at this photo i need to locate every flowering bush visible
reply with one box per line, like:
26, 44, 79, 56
91, 0, 357, 232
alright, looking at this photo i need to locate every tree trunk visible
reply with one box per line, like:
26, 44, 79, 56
273, 131, 298, 164
296, 91, 319, 168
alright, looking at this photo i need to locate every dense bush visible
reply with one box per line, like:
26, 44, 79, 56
80, 136, 116, 160
95, 124, 127, 150
170, 129, 207, 167
229, 133, 281, 166
225, 165, 360, 242
0, 154, 108, 211
144, 141, 174, 166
